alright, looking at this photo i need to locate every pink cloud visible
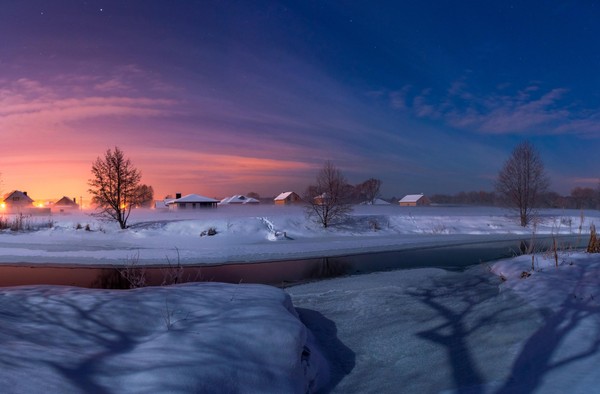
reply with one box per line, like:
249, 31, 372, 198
0, 76, 176, 137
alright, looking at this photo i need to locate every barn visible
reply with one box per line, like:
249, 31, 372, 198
398, 194, 430, 207
274, 191, 302, 205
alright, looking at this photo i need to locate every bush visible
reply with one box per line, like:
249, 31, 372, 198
200, 227, 218, 237
588, 224, 600, 253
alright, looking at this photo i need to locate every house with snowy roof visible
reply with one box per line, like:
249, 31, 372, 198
398, 194, 430, 207
274, 191, 302, 205
166, 193, 219, 210
53, 196, 79, 213
2, 190, 34, 212
219, 195, 260, 205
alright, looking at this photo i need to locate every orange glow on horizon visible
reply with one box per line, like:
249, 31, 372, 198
2, 149, 317, 202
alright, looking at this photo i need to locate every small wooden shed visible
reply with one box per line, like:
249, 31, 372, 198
398, 194, 430, 207
274, 192, 302, 205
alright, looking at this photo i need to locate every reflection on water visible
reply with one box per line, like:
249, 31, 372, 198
0, 235, 587, 288
308, 257, 350, 280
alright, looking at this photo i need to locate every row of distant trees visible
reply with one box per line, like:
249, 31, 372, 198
431, 188, 600, 210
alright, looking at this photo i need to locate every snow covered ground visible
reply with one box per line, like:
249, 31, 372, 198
289, 251, 600, 393
0, 282, 327, 393
2, 205, 600, 393
0, 205, 596, 265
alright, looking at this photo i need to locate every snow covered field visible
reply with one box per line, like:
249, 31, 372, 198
1, 205, 600, 393
0, 205, 596, 265
290, 252, 600, 393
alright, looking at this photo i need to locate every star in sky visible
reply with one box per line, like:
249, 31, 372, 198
0, 1, 599, 200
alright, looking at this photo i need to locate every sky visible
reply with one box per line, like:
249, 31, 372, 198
1, 1, 600, 202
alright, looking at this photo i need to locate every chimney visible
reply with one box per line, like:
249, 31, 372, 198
176, 193, 182, 199
23, 191, 27, 196
73, 197, 77, 204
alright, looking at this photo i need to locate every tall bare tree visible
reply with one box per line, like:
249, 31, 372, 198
88, 147, 143, 229
305, 161, 353, 228
496, 141, 550, 226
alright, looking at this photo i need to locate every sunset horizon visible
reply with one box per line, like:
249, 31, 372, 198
3, 1, 600, 202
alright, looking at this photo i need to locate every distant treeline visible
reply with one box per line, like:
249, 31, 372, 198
429, 187, 600, 210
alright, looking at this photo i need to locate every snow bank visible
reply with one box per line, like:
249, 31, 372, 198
0, 283, 328, 393
487, 252, 600, 393
491, 252, 600, 310
291, 253, 600, 394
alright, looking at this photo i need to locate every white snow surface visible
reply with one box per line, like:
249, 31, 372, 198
2, 206, 600, 393
289, 251, 600, 393
0, 205, 596, 265
0, 282, 327, 393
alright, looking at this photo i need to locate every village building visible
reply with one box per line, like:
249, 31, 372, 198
219, 195, 260, 205
2, 190, 34, 212
166, 193, 219, 210
313, 193, 329, 206
274, 191, 302, 205
53, 196, 79, 213
398, 194, 430, 207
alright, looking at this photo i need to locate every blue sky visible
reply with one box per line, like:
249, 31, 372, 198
1, 1, 599, 199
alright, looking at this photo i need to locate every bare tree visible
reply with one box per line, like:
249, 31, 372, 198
305, 161, 353, 228
358, 178, 382, 204
88, 147, 143, 229
569, 187, 597, 210
134, 184, 155, 208
496, 141, 550, 226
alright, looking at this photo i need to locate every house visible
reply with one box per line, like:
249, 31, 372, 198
53, 196, 79, 213
219, 195, 260, 205
3, 190, 34, 212
154, 200, 170, 210
166, 193, 219, 210
313, 193, 329, 206
274, 191, 302, 205
399, 194, 430, 207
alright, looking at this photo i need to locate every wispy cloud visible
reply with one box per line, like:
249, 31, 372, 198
388, 82, 600, 136
0, 77, 176, 135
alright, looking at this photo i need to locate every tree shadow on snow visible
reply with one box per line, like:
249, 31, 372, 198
406, 270, 521, 394
407, 266, 600, 394
496, 270, 600, 393
0, 294, 141, 393
295, 307, 356, 393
